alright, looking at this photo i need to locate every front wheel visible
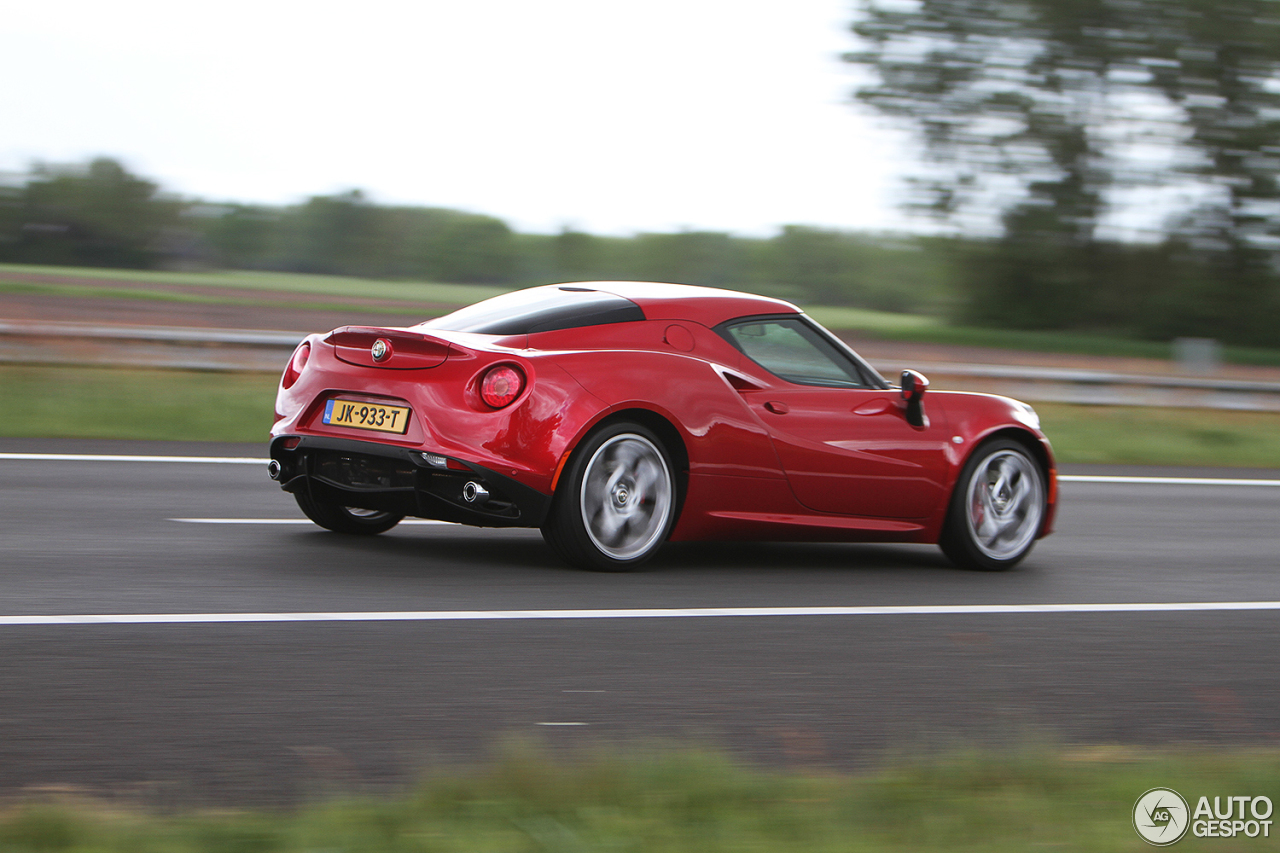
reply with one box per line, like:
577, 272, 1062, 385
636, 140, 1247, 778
295, 490, 403, 535
939, 439, 1046, 571
542, 423, 677, 571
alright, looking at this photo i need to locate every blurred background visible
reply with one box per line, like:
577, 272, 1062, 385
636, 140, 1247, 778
2, 0, 1279, 447
3, 0, 1279, 344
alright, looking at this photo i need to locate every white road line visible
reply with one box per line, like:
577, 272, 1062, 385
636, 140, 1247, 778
4, 453, 1279, 486
170, 518, 457, 525
0, 453, 267, 464
1058, 475, 1280, 486
2, 602, 1280, 627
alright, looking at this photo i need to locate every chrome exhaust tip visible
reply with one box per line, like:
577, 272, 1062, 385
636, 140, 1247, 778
461, 481, 489, 505
267, 459, 283, 481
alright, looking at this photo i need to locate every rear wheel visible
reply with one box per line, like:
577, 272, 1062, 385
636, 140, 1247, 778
542, 422, 677, 571
939, 438, 1046, 571
295, 490, 403, 535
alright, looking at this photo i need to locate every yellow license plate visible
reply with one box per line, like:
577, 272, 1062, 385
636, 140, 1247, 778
322, 399, 411, 434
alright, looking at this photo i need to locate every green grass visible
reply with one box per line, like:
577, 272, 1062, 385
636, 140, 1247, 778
1037, 403, 1280, 468
805, 304, 943, 334
0, 744, 1276, 851
2, 365, 1277, 468
0, 365, 278, 443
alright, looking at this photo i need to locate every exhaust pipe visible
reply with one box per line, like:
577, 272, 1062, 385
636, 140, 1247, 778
267, 460, 282, 481
461, 481, 489, 505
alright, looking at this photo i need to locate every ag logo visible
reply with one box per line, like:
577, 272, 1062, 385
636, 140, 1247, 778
1134, 788, 1190, 846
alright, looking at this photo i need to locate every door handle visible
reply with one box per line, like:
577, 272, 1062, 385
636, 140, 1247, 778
853, 398, 893, 416
764, 401, 790, 415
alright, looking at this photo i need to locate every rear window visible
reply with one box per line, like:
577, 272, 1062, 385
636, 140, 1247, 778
421, 286, 645, 335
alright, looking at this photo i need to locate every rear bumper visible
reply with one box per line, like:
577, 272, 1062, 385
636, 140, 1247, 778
268, 435, 552, 528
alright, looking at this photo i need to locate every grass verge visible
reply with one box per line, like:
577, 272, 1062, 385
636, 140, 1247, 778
0, 365, 278, 443
1, 744, 1276, 851
1, 365, 1277, 468
1036, 403, 1280, 468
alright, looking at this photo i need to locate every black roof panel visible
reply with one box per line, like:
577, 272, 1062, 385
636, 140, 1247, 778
422, 286, 645, 335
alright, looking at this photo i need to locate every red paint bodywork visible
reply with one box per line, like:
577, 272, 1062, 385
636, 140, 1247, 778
272, 282, 1057, 545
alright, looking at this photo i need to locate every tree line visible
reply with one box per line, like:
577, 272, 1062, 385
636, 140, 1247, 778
0, 158, 955, 314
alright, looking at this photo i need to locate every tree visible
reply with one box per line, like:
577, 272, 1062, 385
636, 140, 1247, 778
848, 0, 1280, 342
1142, 1, 1280, 342
408, 210, 517, 284
282, 190, 383, 275
9, 157, 178, 267
630, 231, 747, 287
850, 1, 1118, 231
552, 229, 606, 280
198, 204, 284, 269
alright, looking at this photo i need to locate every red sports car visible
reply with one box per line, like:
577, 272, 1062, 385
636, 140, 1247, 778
269, 282, 1056, 571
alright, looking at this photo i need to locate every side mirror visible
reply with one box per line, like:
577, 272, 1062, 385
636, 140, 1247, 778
900, 370, 929, 428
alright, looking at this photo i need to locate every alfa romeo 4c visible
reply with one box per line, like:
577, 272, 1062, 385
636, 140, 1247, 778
269, 282, 1056, 571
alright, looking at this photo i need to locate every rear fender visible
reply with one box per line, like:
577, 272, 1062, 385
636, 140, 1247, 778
548, 348, 786, 482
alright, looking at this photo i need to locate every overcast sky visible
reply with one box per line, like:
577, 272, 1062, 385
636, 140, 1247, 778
1, 0, 919, 236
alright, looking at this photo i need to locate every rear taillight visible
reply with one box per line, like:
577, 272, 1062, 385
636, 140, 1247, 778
282, 342, 310, 389
480, 365, 525, 408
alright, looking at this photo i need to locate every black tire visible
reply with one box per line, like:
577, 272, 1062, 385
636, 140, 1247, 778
541, 422, 678, 571
938, 438, 1047, 571
295, 489, 403, 535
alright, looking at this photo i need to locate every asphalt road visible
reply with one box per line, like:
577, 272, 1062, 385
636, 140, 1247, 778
2, 438, 1279, 805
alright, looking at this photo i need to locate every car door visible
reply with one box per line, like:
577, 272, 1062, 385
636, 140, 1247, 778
722, 317, 951, 519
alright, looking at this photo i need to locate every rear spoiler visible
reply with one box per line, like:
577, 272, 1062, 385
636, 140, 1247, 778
325, 326, 453, 369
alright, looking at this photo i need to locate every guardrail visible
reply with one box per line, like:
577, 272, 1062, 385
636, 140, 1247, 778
0, 320, 302, 372
4, 320, 1280, 411
874, 360, 1280, 412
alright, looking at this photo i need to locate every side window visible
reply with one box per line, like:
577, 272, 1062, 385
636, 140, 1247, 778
723, 318, 867, 388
